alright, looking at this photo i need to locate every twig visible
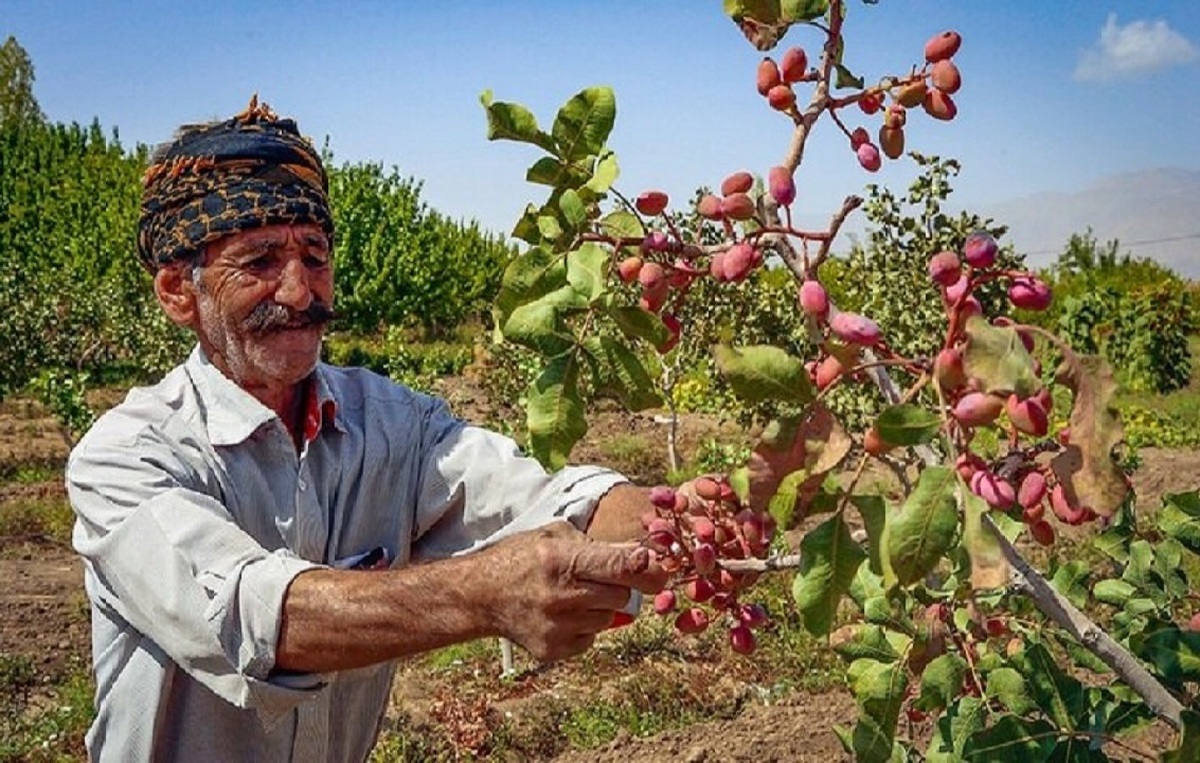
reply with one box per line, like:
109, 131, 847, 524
720, 553, 803, 573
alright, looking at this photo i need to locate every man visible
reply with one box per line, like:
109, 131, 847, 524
66, 97, 667, 762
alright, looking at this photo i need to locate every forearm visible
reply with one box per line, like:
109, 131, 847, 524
586, 483, 650, 543
275, 555, 495, 673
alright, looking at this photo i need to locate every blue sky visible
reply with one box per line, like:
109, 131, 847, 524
3, 1, 1199, 243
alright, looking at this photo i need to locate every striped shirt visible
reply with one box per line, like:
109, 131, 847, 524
66, 346, 625, 762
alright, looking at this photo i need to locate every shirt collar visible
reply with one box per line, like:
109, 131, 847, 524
184, 345, 344, 447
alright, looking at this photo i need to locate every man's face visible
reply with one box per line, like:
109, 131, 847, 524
190, 223, 334, 390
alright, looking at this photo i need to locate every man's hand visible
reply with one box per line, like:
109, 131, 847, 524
476, 521, 666, 663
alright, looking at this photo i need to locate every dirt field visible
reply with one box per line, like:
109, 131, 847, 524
1, 391, 1196, 761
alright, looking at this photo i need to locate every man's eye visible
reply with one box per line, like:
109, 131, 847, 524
242, 256, 271, 271
304, 255, 330, 269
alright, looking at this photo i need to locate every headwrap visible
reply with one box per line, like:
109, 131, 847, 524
137, 95, 334, 272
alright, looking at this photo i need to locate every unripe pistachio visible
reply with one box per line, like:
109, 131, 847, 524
863, 426, 895, 456
849, 126, 870, 150
691, 516, 717, 544
756, 57, 782, 96
931, 60, 961, 94
815, 355, 843, 390
963, 232, 998, 269
934, 346, 967, 391
1006, 394, 1049, 437
923, 88, 957, 121
642, 230, 670, 253
924, 30, 963, 63
942, 274, 971, 306
708, 253, 727, 282
768, 165, 796, 206
1017, 471, 1048, 510
858, 91, 883, 115
635, 190, 669, 216
1009, 277, 1053, 311
953, 392, 1004, 427
658, 314, 681, 353
638, 261, 665, 289
649, 485, 677, 509
928, 250, 961, 286
720, 171, 754, 196
653, 589, 677, 615
698, 193, 723, 220
1050, 484, 1090, 526
971, 470, 1016, 509
723, 243, 757, 282
829, 311, 883, 346
1030, 519, 1055, 546
720, 192, 755, 221
879, 125, 905, 160
729, 624, 757, 654
780, 46, 808, 83
692, 543, 717, 576
693, 476, 722, 501
767, 83, 796, 111
617, 256, 643, 283
684, 577, 716, 603
955, 451, 986, 481
640, 280, 669, 313
856, 142, 882, 172
675, 607, 710, 634
799, 279, 829, 318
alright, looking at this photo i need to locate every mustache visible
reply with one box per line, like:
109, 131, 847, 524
243, 300, 336, 334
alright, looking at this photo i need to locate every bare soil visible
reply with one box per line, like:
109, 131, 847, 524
1, 389, 1197, 761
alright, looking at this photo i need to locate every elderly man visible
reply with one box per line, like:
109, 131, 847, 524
66, 98, 667, 762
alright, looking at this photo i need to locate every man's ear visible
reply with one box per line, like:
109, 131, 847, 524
154, 265, 198, 327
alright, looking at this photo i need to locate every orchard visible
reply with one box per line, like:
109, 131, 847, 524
483, 0, 1200, 760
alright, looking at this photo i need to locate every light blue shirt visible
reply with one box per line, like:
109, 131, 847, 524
66, 346, 625, 762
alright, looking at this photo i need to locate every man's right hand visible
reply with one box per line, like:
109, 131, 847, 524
473, 521, 666, 663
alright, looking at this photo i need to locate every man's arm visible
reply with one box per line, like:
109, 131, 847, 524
276, 521, 665, 673
585, 483, 652, 543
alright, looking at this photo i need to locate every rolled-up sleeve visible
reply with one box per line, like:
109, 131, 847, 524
409, 400, 629, 560
68, 425, 325, 718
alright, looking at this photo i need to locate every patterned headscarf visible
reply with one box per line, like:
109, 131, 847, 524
137, 95, 334, 272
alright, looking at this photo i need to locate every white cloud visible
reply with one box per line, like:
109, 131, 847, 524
1074, 13, 1198, 82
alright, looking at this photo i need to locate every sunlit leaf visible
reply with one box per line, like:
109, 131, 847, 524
962, 316, 1041, 399
1158, 491, 1200, 554
582, 336, 661, 412
962, 489, 1008, 590
875, 403, 941, 446
794, 513, 867, 636
926, 696, 985, 762
552, 87, 616, 161
986, 667, 1036, 715
526, 353, 585, 470
884, 466, 958, 587
585, 149, 620, 194
713, 343, 813, 404
480, 90, 556, 153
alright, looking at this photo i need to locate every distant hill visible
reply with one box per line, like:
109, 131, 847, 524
977, 167, 1200, 279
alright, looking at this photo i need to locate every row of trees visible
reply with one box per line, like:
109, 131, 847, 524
0, 36, 515, 433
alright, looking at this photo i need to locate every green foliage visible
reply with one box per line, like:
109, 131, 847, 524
1041, 230, 1196, 394
327, 161, 516, 336
323, 329, 473, 393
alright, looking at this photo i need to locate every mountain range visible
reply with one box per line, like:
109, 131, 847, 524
975, 167, 1199, 279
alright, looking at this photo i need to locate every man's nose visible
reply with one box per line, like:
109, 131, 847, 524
274, 257, 313, 311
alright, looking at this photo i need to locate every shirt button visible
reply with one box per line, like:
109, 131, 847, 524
298, 478, 307, 491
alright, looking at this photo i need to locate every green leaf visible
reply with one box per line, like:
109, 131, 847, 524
552, 87, 616, 161
1162, 709, 1200, 763
962, 714, 1057, 760
767, 467, 812, 529
536, 214, 563, 242
1050, 560, 1091, 610
503, 298, 576, 356
583, 336, 661, 412
962, 489, 1007, 590
780, 0, 829, 22
526, 156, 590, 188
926, 696, 985, 763
1094, 523, 1133, 564
834, 63, 865, 90
832, 624, 900, 663
597, 209, 643, 240
1094, 581, 1136, 610
962, 316, 1042, 399
875, 404, 941, 446
1159, 491, 1200, 555
559, 188, 587, 228
884, 466, 959, 587
713, 343, 813, 404
480, 90, 556, 153
494, 246, 568, 329
510, 203, 542, 245
525, 353, 586, 471
604, 300, 669, 347
1018, 643, 1086, 730
565, 243, 607, 303
986, 667, 1036, 715
585, 150, 620, 194
847, 658, 908, 763
1137, 626, 1200, 684
915, 653, 966, 712
794, 513, 867, 636
852, 494, 887, 576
